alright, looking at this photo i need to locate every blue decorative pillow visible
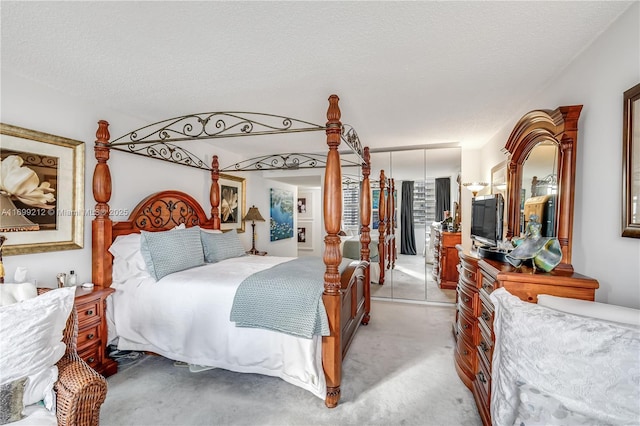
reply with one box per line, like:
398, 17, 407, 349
140, 226, 205, 280
200, 228, 247, 263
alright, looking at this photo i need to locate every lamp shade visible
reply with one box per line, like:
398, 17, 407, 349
463, 182, 488, 196
242, 205, 265, 222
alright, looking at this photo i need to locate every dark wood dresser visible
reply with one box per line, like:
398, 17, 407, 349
453, 247, 599, 426
432, 228, 461, 289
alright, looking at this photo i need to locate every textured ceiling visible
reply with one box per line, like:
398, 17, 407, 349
1, 1, 632, 159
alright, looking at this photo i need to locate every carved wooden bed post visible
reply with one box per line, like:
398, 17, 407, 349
322, 94, 343, 408
92, 120, 113, 288
388, 178, 396, 269
377, 171, 387, 285
360, 147, 372, 325
210, 155, 221, 230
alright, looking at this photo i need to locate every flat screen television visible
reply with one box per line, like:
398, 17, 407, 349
470, 193, 504, 248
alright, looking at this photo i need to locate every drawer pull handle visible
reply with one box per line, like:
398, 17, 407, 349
86, 310, 94, 316
463, 296, 470, 303
463, 323, 470, 329
482, 283, 492, 291
87, 357, 95, 363
481, 311, 491, 322
463, 349, 469, 355
87, 333, 95, 340
478, 371, 487, 384
480, 341, 489, 352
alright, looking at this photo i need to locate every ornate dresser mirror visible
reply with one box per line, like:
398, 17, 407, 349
504, 105, 582, 272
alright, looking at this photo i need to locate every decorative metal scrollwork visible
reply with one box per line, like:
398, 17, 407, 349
221, 153, 362, 172
111, 142, 209, 171
342, 176, 362, 190
106, 111, 367, 172
221, 153, 324, 172
134, 199, 202, 230
341, 124, 365, 164
110, 112, 326, 146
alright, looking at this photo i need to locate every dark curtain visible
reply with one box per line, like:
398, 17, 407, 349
435, 177, 451, 222
401, 181, 417, 255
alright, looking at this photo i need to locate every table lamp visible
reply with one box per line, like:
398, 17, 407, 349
242, 205, 265, 255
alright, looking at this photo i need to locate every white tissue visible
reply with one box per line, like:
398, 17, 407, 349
14, 266, 28, 283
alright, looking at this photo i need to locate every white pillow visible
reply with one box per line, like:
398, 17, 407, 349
0, 283, 37, 307
109, 224, 188, 281
537, 294, 640, 327
0, 287, 76, 410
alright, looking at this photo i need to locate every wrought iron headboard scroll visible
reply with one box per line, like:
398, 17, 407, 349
108, 111, 365, 171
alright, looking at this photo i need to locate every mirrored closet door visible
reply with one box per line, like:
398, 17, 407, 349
367, 147, 461, 303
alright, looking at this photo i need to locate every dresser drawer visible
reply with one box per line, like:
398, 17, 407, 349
479, 290, 495, 331
75, 300, 101, 327
475, 352, 491, 408
477, 326, 493, 368
78, 344, 103, 370
457, 280, 479, 317
459, 259, 477, 284
77, 323, 100, 349
479, 270, 496, 294
455, 334, 477, 376
457, 308, 478, 344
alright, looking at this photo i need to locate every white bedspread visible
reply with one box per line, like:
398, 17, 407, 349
490, 288, 640, 426
107, 255, 326, 399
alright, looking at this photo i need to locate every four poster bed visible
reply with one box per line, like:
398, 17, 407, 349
91, 95, 385, 408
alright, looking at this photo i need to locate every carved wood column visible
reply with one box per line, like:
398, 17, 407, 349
360, 147, 371, 325
377, 171, 387, 285
322, 94, 343, 408
555, 105, 581, 270
92, 120, 113, 288
210, 155, 221, 230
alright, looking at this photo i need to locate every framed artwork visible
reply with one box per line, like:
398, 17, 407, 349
270, 188, 294, 241
372, 189, 380, 209
0, 123, 85, 255
491, 161, 508, 197
297, 221, 312, 250
623, 82, 640, 238
372, 210, 380, 230
219, 173, 246, 233
297, 192, 312, 219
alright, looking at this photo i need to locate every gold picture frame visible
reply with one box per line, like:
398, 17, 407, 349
219, 173, 246, 233
1, 123, 85, 255
622, 83, 640, 238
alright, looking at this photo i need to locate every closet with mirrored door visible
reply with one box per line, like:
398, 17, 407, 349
363, 147, 461, 303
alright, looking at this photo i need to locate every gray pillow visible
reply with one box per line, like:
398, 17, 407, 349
140, 226, 205, 280
0, 377, 26, 425
200, 229, 247, 263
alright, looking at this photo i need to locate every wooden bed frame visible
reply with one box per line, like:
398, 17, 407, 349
376, 173, 397, 285
91, 95, 379, 408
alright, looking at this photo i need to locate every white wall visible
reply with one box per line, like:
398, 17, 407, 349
475, 3, 640, 308
0, 70, 273, 285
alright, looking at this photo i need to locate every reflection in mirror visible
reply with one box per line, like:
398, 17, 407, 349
623, 83, 640, 238
520, 142, 559, 237
366, 148, 461, 304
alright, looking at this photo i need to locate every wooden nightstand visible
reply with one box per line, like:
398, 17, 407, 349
74, 287, 118, 377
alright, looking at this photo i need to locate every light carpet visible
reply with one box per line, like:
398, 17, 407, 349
100, 300, 481, 426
